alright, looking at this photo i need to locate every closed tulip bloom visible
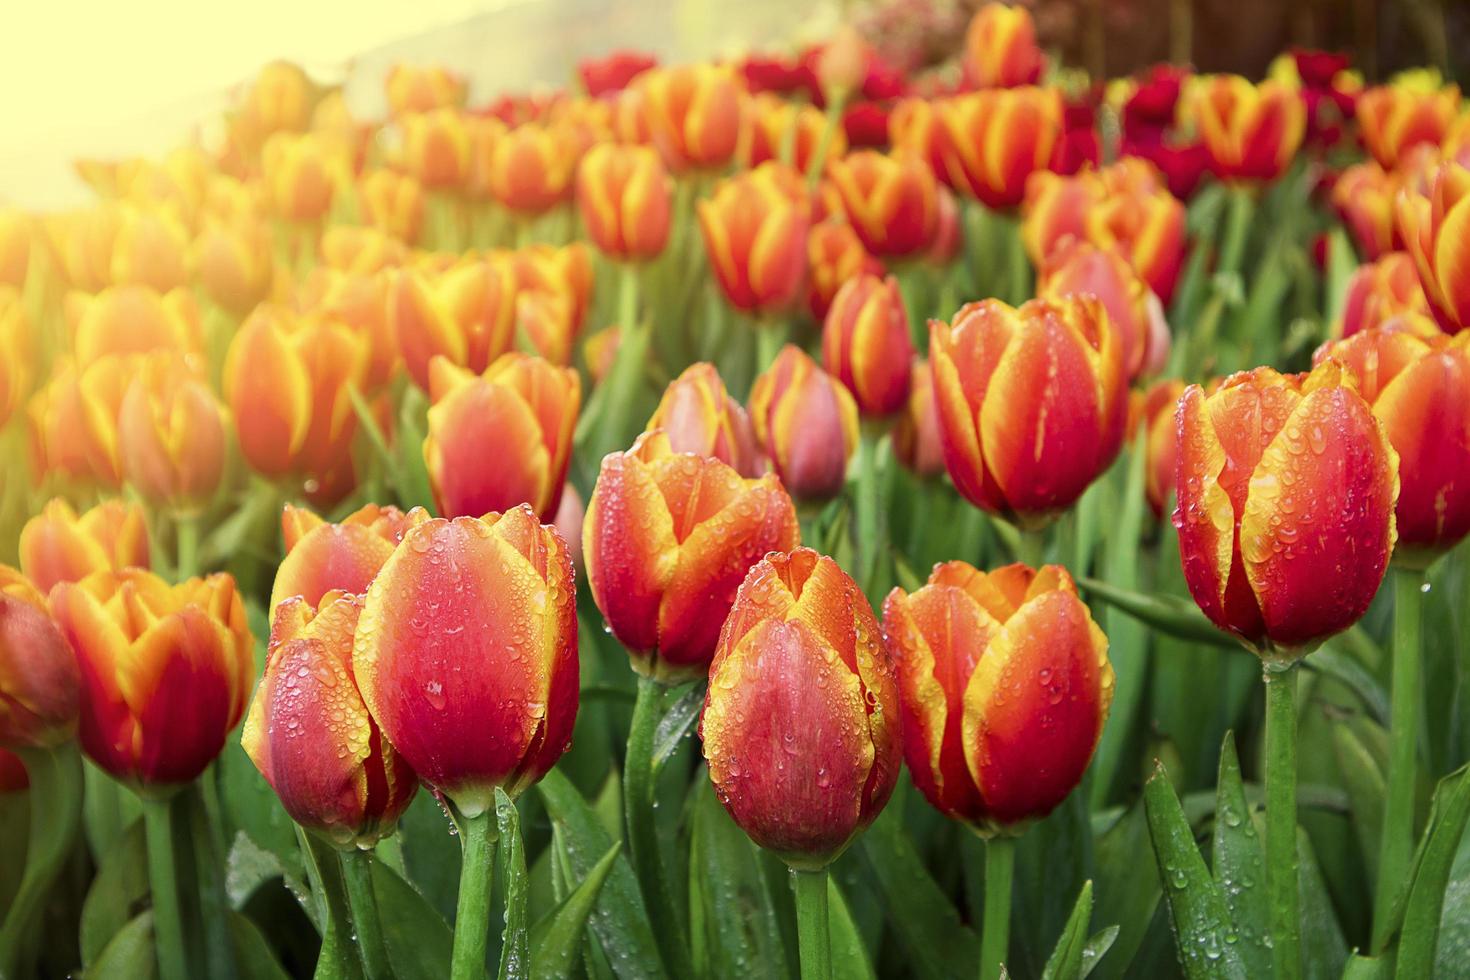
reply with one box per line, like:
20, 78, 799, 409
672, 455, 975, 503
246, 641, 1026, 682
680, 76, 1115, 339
1136, 379, 1186, 517
1188, 75, 1306, 182
70, 285, 200, 367
1395, 160, 1470, 333
110, 208, 189, 292
242, 591, 417, 845
1038, 238, 1167, 381
647, 362, 761, 476
241, 60, 314, 137
359, 169, 425, 245
895, 362, 946, 478
584, 430, 799, 680
386, 64, 467, 117
1332, 163, 1401, 261
576, 144, 672, 261
353, 509, 578, 814
193, 219, 274, 313
963, 2, 1046, 89
937, 88, 1063, 208
0, 572, 79, 750
826, 150, 941, 258
398, 108, 471, 189
272, 503, 429, 618
1173, 362, 1399, 656
512, 289, 576, 365
116, 354, 227, 510
636, 64, 746, 172
425, 353, 579, 521
701, 548, 900, 868
699, 164, 811, 316
1316, 329, 1470, 564
489, 123, 580, 215
20, 499, 150, 594
390, 258, 518, 389
1356, 82, 1461, 169
930, 297, 1127, 526
510, 244, 594, 338
262, 133, 346, 222
49, 569, 253, 787
0, 287, 31, 428
749, 345, 861, 501
26, 355, 137, 487
806, 218, 883, 320
821, 274, 914, 416
1338, 251, 1431, 338
883, 561, 1112, 830
298, 268, 399, 389
319, 226, 407, 276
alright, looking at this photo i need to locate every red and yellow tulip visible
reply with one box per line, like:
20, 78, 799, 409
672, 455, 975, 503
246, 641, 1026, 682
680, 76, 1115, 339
646, 363, 762, 477
749, 345, 860, 501
820, 273, 914, 416
575, 144, 672, 261
1395, 160, 1470, 333
19, 499, 150, 594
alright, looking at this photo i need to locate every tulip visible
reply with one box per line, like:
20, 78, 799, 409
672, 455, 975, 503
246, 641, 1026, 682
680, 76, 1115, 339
698, 163, 811, 316
748, 345, 861, 501
0, 209, 32, 288
701, 547, 900, 867
70, 285, 200, 367
489, 123, 580, 215
579, 50, 657, 97
963, 2, 1046, 89
1356, 82, 1461, 169
26, 355, 138, 487
575, 144, 672, 261
1338, 251, 1432, 338
1395, 160, 1470, 333
583, 429, 800, 680
514, 289, 576, 365
0, 287, 31, 428
894, 362, 945, 477
636, 65, 746, 172
398, 108, 471, 190
49, 568, 253, 786
745, 95, 847, 175
1133, 379, 1186, 517
320, 226, 407, 276
646, 362, 761, 476
1037, 238, 1166, 380
271, 503, 426, 617
240, 60, 314, 137
116, 354, 227, 511
389, 258, 518, 390
193, 219, 275, 313
825, 150, 940, 258
109, 208, 189, 293
0, 574, 78, 751
242, 591, 417, 845
262, 133, 347, 223
583, 325, 621, 384
1332, 162, 1401, 260
821, 274, 914, 416
359, 169, 425, 246
298, 268, 399, 389
424, 353, 579, 521
510, 244, 593, 338
936, 88, 1063, 209
385, 64, 467, 116
19, 498, 150, 594
930, 296, 1127, 526
1188, 75, 1306, 182
806, 218, 883, 321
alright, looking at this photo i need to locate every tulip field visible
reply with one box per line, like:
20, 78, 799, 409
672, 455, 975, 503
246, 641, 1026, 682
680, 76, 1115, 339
4, 3, 1470, 978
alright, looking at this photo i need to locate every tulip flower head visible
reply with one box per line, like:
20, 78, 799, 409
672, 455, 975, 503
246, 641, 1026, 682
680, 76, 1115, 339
821, 273, 915, 416
1332, 162, 1402, 261
937, 88, 1064, 208
116, 354, 228, 511
748, 345, 861, 501
1356, 81, 1461, 169
389, 257, 519, 390
806, 218, 884, 320
272, 503, 429, 618
576, 143, 673, 262
397, 108, 472, 190
894, 361, 946, 478
490, 123, 580, 215
359, 169, 426, 245
825, 150, 941, 258
1038, 237, 1168, 381
386, 64, 467, 117
636, 64, 746, 172
1187, 75, 1306, 182
0, 286, 32, 429
646, 362, 762, 477
20, 498, 150, 594
1395, 160, 1470, 333
963, 2, 1046, 89
1337, 251, 1431, 338
0, 569, 78, 750
698, 163, 811, 316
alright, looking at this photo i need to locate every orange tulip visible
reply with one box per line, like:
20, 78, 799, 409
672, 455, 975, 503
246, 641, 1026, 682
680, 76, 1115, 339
1337, 251, 1431, 338
353, 509, 579, 813
0, 209, 33, 288
424, 353, 580, 521
262, 133, 347, 223
821, 273, 914, 416
575, 144, 672, 261
53, 205, 122, 292
272, 503, 428, 616
397, 108, 471, 190
388, 258, 518, 390
510, 244, 594, 338
26, 354, 146, 487
0, 569, 78, 750
646, 362, 762, 477
882, 561, 1112, 830
583, 430, 799, 680
745, 95, 847, 175
963, 3, 1046, 89
49, 569, 253, 787
1188, 75, 1306, 182
930, 296, 1127, 525
385, 64, 467, 117
894, 362, 945, 478
20, 498, 150, 595
1332, 162, 1401, 260
749, 345, 860, 501
1356, 82, 1461, 169
937, 88, 1063, 208
358, 169, 425, 246
0, 286, 32, 428
109, 208, 189, 292
319, 226, 407, 276
698, 163, 811, 315
1395, 160, 1470, 333
242, 591, 418, 845
636, 65, 746, 172
297, 268, 399, 388
1038, 237, 1167, 380
489, 123, 580, 215
70, 285, 200, 367
583, 325, 621, 384
1173, 362, 1398, 655
193, 219, 275, 313
806, 218, 883, 320
239, 60, 315, 138
116, 354, 227, 510
1136, 379, 1186, 517
701, 547, 900, 868
825, 150, 940, 258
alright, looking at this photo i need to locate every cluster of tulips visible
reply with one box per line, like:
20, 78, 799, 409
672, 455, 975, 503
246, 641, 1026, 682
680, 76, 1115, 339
3, 3, 1470, 978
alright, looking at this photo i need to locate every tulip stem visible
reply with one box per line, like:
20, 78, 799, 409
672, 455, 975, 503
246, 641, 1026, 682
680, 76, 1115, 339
1218, 187, 1255, 284
143, 795, 190, 980
1373, 569, 1423, 950
340, 849, 392, 980
450, 808, 498, 980
1264, 663, 1301, 980
756, 317, 789, 370
791, 867, 832, 980
979, 836, 1014, 980
175, 514, 199, 580
805, 95, 847, 192
855, 425, 883, 595
0, 743, 82, 980
1012, 525, 1045, 569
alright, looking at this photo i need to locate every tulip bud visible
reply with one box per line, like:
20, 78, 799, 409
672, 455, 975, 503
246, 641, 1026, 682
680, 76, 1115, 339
701, 547, 900, 868
514, 289, 577, 365
1174, 363, 1399, 657
0, 570, 78, 750
510, 244, 593, 339
936, 88, 1063, 208
882, 561, 1112, 831
398, 108, 471, 190
70, 285, 201, 368
359, 169, 425, 246
242, 591, 418, 845
26, 355, 137, 487
576, 144, 672, 261
1337, 251, 1431, 338
424, 353, 578, 521
20, 498, 150, 594
240, 60, 314, 138
386, 64, 467, 117
1188, 75, 1306, 182
1038, 238, 1166, 381
583, 325, 621, 384
894, 361, 945, 478
584, 430, 799, 680
821, 274, 914, 416
930, 297, 1127, 526
0, 287, 32, 429
1395, 160, 1470, 333
826, 150, 941, 258
646, 362, 762, 476
806, 219, 883, 320
298, 268, 400, 389
636, 65, 746, 172
1331, 163, 1400, 261
109, 208, 189, 293
49, 569, 253, 787
116, 354, 227, 511
272, 503, 428, 618
816, 26, 871, 104
698, 164, 811, 316
749, 345, 860, 501
353, 509, 578, 815
193, 219, 275, 313
320, 226, 407, 277
1356, 82, 1460, 169
489, 123, 580, 215
389, 259, 518, 390
963, 3, 1046, 89
262, 133, 347, 223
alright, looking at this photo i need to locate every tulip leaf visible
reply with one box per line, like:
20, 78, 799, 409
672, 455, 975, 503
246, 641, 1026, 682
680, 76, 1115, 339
651, 682, 704, 776
1391, 764, 1470, 977
1324, 227, 1357, 325
1307, 646, 1390, 724
531, 841, 621, 980
1078, 577, 1239, 649
231, 910, 292, 980
370, 855, 454, 980
1331, 715, 1388, 891
858, 806, 980, 980
1210, 734, 1270, 977
1090, 800, 1163, 980
1342, 953, 1392, 980
496, 789, 530, 980
1040, 880, 1094, 980
537, 769, 669, 980
79, 818, 148, 966
1142, 763, 1248, 979
89, 909, 156, 978
828, 873, 876, 980
1295, 826, 1348, 979
1080, 927, 1120, 978
396, 386, 437, 514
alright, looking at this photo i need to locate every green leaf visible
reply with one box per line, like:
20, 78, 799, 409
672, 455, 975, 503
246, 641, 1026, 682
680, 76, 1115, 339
1078, 578, 1238, 649
1342, 953, 1392, 980
828, 874, 876, 980
1332, 716, 1388, 890
79, 819, 147, 966
1142, 764, 1247, 979
1080, 927, 1120, 979
1041, 881, 1094, 980
371, 856, 454, 980
651, 683, 704, 775
1210, 734, 1270, 977
531, 842, 621, 980
230, 911, 292, 980
397, 792, 461, 923
89, 910, 156, 979
1090, 801, 1162, 980
1296, 827, 1348, 980
537, 769, 668, 980
857, 806, 979, 980
1307, 647, 1390, 723
1394, 765, 1470, 977
496, 790, 530, 980
396, 386, 437, 513
216, 740, 304, 883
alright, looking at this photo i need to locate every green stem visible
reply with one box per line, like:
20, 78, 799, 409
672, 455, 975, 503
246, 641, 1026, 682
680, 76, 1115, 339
1012, 525, 1045, 568
1217, 187, 1255, 282
791, 867, 832, 980
979, 836, 1015, 980
755, 317, 789, 371
855, 426, 882, 595
998, 215, 1030, 306
1373, 570, 1423, 950
187, 780, 238, 980
175, 514, 198, 581
340, 849, 392, 980
0, 743, 82, 980
143, 795, 189, 980
449, 809, 498, 980
625, 674, 691, 977
583, 263, 649, 463
805, 95, 847, 192
1264, 664, 1302, 980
